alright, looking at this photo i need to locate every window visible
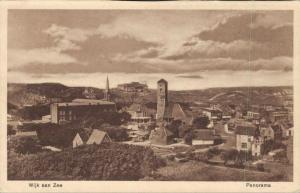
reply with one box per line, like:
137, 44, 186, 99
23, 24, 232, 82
248, 137, 252, 142
241, 143, 247, 149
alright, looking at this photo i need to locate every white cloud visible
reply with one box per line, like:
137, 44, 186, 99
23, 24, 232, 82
8, 48, 78, 68
249, 12, 293, 29
44, 24, 94, 51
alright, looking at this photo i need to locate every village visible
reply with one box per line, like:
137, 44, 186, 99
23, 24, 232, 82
7, 77, 294, 180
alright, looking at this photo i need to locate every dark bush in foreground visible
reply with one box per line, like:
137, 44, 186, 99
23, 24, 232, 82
8, 143, 165, 180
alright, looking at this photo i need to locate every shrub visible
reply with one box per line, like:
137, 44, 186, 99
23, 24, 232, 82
256, 163, 265, 172
8, 143, 164, 180
14, 137, 41, 154
7, 125, 16, 136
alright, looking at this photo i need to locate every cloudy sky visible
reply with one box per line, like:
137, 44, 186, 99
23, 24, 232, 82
8, 10, 293, 90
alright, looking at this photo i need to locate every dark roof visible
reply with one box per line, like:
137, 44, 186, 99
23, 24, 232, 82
127, 103, 155, 114
235, 125, 257, 136
193, 129, 215, 140
271, 125, 282, 132
157, 79, 168, 83
77, 128, 92, 142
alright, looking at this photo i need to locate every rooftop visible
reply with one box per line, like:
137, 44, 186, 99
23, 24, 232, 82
193, 129, 215, 140
235, 125, 257, 136
54, 98, 115, 106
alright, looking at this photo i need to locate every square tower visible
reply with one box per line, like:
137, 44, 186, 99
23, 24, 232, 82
156, 79, 168, 120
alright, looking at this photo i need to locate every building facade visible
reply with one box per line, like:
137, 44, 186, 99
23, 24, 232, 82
117, 82, 148, 92
235, 125, 263, 156
50, 99, 116, 125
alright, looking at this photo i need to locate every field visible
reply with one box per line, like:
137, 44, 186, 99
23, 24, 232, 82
155, 161, 291, 181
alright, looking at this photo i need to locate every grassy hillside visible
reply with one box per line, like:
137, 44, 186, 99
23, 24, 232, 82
7, 83, 292, 107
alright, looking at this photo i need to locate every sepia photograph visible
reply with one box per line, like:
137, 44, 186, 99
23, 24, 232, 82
1, 1, 300, 192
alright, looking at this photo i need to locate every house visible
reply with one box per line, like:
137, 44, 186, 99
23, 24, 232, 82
259, 125, 274, 141
117, 82, 148, 93
72, 130, 90, 148
268, 108, 289, 122
277, 121, 294, 138
235, 124, 263, 156
73, 133, 84, 148
72, 129, 111, 148
192, 129, 215, 145
201, 107, 222, 121
15, 130, 37, 137
149, 126, 174, 145
246, 110, 260, 120
271, 124, 283, 142
42, 115, 51, 122
251, 137, 263, 157
126, 103, 155, 124
86, 130, 112, 145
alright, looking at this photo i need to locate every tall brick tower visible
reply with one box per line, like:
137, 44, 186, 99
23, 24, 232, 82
156, 79, 168, 121
104, 75, 111, 101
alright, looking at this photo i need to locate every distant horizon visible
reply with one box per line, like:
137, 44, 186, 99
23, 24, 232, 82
7, 71, 293, 91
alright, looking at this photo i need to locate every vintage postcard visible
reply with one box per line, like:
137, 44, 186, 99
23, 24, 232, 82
0, 1, 300, 193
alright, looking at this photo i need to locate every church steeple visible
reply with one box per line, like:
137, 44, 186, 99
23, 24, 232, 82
104, 75, 110, 101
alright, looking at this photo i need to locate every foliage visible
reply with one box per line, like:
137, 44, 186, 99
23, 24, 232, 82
220, 149, 239, 165
166, 120, 182, 138
189, 151, 213, 162
13, 137, 42, 154
36, 124, 77, 148
7, 125, 16, 136
256, 163, 265, 172
183, 132, 193, 145
178, 123, 192, 138
78, 111, 131, 127
192, 116, 210, 129
17, 105, 49, 120
95, 126, 129, 142
208, 147, 222, 155
261, 140, 287, 155
274, 151, 288, 162
8, 143, 165, 180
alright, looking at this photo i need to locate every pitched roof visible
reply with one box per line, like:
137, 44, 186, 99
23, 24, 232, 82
163, 127, 174, 137
271, 125, 282, 132
157, 79, 167, 84
86, 129, 111, 145
72, 98, 115, 105
128, 103, 154, 113
235, 125, 257, 136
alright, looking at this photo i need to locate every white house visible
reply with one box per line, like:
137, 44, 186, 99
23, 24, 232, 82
235, 125, 263, 156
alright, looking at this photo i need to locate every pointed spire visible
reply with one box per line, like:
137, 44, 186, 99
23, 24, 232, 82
106, 75, 109, 91
104, 75, 110, 101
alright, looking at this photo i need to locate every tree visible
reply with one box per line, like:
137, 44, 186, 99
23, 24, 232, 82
183, 132, 193, 145
15, 137, 41, 154
192, 116, 210, 129
7, 125, 16, 136
221, 149, 239, 165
